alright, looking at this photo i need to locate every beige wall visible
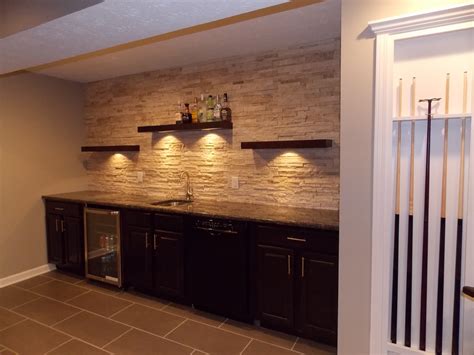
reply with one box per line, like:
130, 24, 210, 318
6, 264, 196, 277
339, 1, 469, 353
0, 72, 88, 279
84, 38, 340, 210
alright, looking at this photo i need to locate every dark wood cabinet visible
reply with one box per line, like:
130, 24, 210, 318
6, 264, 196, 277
46, 213, 63, 264
257, 245, 294, 330
123, 225, 153, 291
153, 230, 183, 298
123, 210, 184, 301
256, 225, 338, 346
63, 216, 83, 271
298, 252, 338, 343
45, 200, 84, 276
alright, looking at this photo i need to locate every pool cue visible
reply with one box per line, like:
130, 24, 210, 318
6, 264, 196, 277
405, 77, 416, 347
452, 74, 468, 355
391, 78, 403, 343
435, 76, 450, 354
419, 97, 441, 351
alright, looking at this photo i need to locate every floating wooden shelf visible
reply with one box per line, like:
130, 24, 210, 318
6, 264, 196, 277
241, 139, 333, 150
138, 121, 233, 133
81, 145, 140, 152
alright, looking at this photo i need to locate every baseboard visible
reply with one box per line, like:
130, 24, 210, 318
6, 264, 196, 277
0, 264, 56, 288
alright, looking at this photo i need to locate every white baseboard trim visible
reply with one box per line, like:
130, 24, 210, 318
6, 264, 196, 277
0, 264, 56, 288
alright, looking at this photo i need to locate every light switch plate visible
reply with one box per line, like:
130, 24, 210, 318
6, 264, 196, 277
137, 171, 144, 183
231, 176, 239, 189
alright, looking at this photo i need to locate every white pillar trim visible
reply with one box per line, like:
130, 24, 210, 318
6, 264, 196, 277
368, 3, 474, 355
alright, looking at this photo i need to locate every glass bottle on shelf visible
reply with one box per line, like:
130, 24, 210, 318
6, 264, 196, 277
213, 94, 222, 121
191, 97, 199, 123
206, 95, 215, 122
183, 103, 192, 123
175, 101, 183, 122
198, 94, 206, 123
221, 93, 232, 121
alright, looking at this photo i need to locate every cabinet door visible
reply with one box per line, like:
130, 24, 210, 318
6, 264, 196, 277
153, 230, 184, 299
298, 252, 338, 344
257, 245, 294, 330
46, 213, 63, 264
63, 216, 84, 274
124, 226, 153, 290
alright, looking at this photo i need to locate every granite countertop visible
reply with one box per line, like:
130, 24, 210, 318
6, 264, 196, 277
43, 191, 339, 231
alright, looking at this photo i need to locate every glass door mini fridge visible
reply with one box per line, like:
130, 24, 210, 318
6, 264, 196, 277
84, 208, 121, 287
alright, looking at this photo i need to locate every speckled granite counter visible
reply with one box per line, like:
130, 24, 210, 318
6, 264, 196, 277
43, 191, 339, 231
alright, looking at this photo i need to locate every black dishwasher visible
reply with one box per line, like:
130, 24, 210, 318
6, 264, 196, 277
189, 218, 250, 321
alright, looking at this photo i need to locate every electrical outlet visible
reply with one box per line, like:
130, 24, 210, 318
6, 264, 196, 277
137, 171, 144, 183
231, 176, 239, 189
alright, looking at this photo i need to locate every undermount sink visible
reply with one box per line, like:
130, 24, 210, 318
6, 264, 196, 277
150, 199, 192, 207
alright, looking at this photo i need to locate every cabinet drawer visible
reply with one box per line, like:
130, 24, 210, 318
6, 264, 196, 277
45, 200, 81, 217
125, 210, 152, 228
154, 213, 183, 233
256, 225, 338, 255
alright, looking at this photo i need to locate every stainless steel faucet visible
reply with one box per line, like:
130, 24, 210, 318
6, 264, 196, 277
180, 171, 194, 201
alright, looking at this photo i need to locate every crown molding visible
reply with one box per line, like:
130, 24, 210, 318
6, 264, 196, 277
369, 3, 474, 35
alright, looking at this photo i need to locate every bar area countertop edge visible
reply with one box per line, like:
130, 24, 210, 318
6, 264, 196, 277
43, 191, 339, 231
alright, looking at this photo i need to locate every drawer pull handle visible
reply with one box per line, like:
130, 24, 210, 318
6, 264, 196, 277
287, 237, 306, 242
55, 219, 59, 232
145, 233, 149, 249
314, 260, 335, 266
54, 207, 64, 211
302, 257, 305, 278
60, 220, 65, 233
154, 233, 158, 250
287, 255, 291, 275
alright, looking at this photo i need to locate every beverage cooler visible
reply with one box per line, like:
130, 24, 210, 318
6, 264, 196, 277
84, 208, 122, 287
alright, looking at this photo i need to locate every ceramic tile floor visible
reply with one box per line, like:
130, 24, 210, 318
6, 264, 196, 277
0, 270, 337, 355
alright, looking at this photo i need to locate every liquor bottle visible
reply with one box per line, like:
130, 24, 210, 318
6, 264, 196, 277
206, 95, 214, 121
213, 94, 222, 120
198, 94, 206, 122
191, 97, 198, 123
198, 94, 205, 122
175, 101, 183, 122
183, 103, 192, 123
221, 93, 232, 121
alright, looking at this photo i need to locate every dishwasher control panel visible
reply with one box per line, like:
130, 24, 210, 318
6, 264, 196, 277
194, 218, 245, 234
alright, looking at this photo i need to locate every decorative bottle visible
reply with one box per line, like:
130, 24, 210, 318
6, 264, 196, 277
206, 95, 214, 122
213, 94, 222, 121
220, 93, 232, 121
191, 97, 198, 123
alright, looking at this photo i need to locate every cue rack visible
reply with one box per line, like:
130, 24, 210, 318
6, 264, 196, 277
390, 72, 471, 355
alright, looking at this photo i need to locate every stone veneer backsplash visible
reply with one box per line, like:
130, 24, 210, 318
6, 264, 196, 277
84, 37, 340, 210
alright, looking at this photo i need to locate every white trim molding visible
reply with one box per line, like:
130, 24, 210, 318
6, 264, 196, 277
0, 264, 56, 288
369, 3, 474, 35
369, 3, 473, 355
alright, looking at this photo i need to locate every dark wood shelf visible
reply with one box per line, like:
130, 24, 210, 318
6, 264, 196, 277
241, 139, 333, 150
137, 120, 233, 133
81, 145, 140, 152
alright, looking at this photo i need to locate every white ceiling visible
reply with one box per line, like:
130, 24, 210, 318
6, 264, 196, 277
0, 0, 289, 74
34, 0, 340, 83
